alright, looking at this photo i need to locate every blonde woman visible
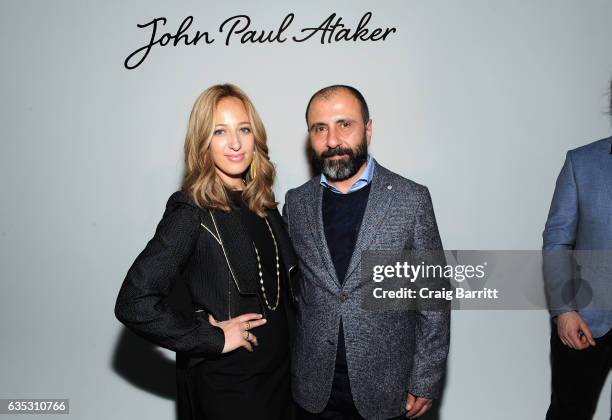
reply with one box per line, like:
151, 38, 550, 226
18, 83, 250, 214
115, 84, 299, 419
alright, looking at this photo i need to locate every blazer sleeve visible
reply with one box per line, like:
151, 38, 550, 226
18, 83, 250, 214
114, 194, 225, 355
542, 151, 578, 318
408, 187, 451, 400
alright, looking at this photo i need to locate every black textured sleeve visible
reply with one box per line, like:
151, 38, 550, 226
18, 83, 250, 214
114, 194, 225, 355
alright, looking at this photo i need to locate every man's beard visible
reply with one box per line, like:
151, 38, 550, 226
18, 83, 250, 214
311, 134, 368, 181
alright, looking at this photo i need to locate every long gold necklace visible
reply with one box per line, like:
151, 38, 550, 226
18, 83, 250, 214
252, 217, 281, 310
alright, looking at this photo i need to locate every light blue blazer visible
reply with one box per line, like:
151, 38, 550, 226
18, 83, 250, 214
543, 136, 612, 337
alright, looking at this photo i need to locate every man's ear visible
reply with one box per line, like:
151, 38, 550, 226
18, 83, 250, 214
365, 119, 373, 145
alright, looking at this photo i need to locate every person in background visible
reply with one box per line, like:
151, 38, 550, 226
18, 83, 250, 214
543, 79, 612, 420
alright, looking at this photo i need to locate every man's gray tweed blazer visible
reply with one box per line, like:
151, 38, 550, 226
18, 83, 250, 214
283, 159, 450, 420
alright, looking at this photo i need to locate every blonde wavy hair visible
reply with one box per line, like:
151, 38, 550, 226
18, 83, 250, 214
181, 84, 276, 217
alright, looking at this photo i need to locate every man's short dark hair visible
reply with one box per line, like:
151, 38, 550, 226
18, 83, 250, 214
305, 85, 370, 124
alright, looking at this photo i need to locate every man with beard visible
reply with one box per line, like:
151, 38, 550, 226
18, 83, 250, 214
283, 85, 450, 419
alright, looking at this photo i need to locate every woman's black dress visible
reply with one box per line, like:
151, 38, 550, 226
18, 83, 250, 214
193, 190, 291, 420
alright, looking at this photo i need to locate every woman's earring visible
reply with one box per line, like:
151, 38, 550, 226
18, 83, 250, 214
249, 151, 257, 180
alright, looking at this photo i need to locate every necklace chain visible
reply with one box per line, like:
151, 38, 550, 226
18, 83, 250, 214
252, 217, 281, 310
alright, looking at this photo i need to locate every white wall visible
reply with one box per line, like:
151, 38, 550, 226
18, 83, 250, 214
1, 1, 611, 419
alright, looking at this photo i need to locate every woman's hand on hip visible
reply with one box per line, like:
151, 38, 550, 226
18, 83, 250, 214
208, 313, 266, 353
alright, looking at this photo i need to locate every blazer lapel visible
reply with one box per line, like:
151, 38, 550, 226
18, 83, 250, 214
306, 179, 342, 289
209, 208, 259, 295
343, 162, 394, 288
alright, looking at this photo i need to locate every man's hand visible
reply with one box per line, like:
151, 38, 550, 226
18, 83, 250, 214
405, 393, 432, 418
557, 311, 596, 350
